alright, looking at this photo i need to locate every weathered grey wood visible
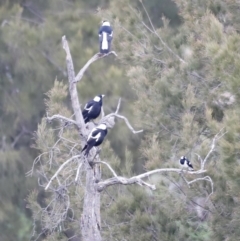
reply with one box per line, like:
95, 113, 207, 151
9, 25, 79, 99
81, 162, 102, 241
62, 36, 106, 241
62, 35, 87, 136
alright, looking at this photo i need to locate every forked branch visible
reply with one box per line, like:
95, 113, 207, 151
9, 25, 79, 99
75, 51, 117, 83
100, 98, 143, 133
62, 35, 117, 136
97, 129, 222, 192
201, 128, 226, 169
45, 154, 81, 190
97, 166, 207, 192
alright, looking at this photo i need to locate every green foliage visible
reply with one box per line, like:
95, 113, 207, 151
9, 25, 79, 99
0, 0, 126, 239
2, 0, 240, 240
96, 0, 240, 240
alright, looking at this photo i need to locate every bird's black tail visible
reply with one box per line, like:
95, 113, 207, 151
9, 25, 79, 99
81, 144, 92, 156
81, 144, 88, 154
83, 117, 89, 124
84, 147, 91, 156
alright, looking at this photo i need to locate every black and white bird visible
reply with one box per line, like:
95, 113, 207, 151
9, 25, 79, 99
98, 20, 113, 54
179, 156, 194, 171
81, 123, 108, 156
82, 95, 105, 123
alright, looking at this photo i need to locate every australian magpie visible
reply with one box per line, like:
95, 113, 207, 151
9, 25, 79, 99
81, 123, 108, 156
179, 156, 194, 170
82, 95, 105, 123
99, 20, 113, 54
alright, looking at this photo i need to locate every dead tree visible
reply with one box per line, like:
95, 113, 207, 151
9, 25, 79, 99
28, 36, 224, 241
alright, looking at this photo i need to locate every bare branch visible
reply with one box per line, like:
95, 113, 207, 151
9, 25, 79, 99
11, 127, 25, 148
45, 154, 81, 190
97, 166, 207, 192
102, 113, 143, 134
26, 152, 49, 177
41, 50, 67, 76
62, 36, 75, 84
75, 51, 117, 83
134, 168, 206, 179
188, 176, 214, 196
115, 113, 143, 133
135, 178, 156, 190
97, 176, 155, 192
101, 106, 105, 118
119, 24, 147, 49
115, 98, 122, 114
62, 36, 86, 134
98, 98, 143, 133
180, 172, 190, 188
201, 128, 226, 169
194, 153, 203, 167
46, 114, 77, 126
75, 162, 83, 182
138, 0, 186, 64
94, 161, 119, 178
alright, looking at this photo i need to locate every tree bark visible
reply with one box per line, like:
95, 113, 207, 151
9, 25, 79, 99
62, 36, 104, 241
81, 163, 102, 241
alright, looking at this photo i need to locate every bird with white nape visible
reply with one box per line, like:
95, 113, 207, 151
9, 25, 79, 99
81, 123, 108, 156
82, 95, 105, 123
179, 156, 194, 171
98, 20, 113, 54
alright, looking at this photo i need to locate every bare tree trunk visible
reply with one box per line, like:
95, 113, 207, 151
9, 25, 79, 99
62, 36, 104, 241
81, 163, 102, 241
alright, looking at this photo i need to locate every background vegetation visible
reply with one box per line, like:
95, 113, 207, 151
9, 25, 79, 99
1, 0, 240, 240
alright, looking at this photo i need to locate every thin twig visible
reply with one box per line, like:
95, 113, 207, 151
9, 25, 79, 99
46, 114, 77, 126
101, 106, 105, 118
26, 152, 49, 177
114, 113, 143, 133
115, 98, 122, 114
119, 24, 146, 49
75, 162, 83, 182
102, 113, 143, 134
202, 128, 226, 169
139, 0, 186, 64
45, 154, 81, 190
188, 176, 214, 195
94, 161, 118, 178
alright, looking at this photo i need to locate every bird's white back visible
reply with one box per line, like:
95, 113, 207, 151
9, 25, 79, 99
102, 32, 108, 50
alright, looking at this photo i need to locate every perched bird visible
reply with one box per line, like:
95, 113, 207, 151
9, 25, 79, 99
81, 123, 108, 156
98, 20, 113, 54
82, 95, 105, 123
179, 156, 194, 171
